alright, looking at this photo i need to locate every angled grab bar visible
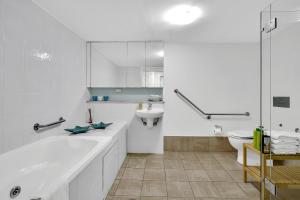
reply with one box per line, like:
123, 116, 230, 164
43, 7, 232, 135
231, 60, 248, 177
33, 117, 66, 131
174, 89, 250, 119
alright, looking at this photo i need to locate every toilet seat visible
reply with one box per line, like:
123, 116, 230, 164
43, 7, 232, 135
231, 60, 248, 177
229, 135, 253, 140
227, 130, 253, 140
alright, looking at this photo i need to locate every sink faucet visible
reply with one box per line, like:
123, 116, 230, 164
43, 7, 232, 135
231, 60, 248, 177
147, 102, 152, 110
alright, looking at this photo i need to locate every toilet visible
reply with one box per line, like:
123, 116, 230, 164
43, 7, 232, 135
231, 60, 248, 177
227, 130, 260, 166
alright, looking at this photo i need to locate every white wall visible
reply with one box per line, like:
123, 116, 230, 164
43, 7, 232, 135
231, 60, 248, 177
0, 0, 87, 154
90, 43, 260, 153
89, 103, 164, 154
163, 43, 260, 136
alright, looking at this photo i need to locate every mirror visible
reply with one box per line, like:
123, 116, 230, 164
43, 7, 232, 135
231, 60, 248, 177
87, 41, 164, 88
146, 42, 164, 87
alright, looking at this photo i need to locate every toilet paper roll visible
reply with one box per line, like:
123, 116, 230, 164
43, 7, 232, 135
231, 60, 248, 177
213, 125, 223, 135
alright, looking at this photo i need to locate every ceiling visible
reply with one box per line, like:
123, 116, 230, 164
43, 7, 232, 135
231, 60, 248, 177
32, 0, 271, 43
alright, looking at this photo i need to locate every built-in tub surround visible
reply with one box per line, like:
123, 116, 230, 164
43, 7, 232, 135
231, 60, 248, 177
0, 121, 128, 200
0, 136, 111, 200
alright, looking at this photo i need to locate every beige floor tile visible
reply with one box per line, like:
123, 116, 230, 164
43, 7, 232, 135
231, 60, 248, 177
109, 153, 256, 200
108, 180, 120, 196
238, 183, 260, 199
121, 158, 129, 168
206, 170, 233, 182
213, 182, 247, 199
195, 152, 214, 162
165, 169, 188, 181
127, 158, 146, 168
163, 152, 181, 160
145, 154, 165, 159
146, 159, 164, 169
185, 170, 210, 181
195, 198, 222, 200
182, 160, 203, 170
144, 169, 166, 181
201, 160, 224, 170
218, 160, 242, 171
168, 198, 194, 200
166, 182, 193, 197
211, 152, 236, 162
190, 182, 219, 198
117, 168, 126, 179
109, 196, 141, 200
128, 153, 150, 158
115, 180, 143, 196
164, 160, 184, 169
106, 196, 113, 200
128, 153, 164, 159
200, 158, 221, 165
122, 168, 145, 180
142, 197, 167, 200
227, 170, 244, 182
141, 181, 167, 197
179, 152, 198, 160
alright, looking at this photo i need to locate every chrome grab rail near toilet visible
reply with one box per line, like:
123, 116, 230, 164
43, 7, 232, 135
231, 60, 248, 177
174, 89, 250, 119
33, 117, 66, 131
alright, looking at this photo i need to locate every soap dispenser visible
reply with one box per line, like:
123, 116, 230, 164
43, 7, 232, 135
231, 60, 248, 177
137, 103, 143, 110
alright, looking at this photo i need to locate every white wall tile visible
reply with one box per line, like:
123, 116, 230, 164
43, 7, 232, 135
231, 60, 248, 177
0, 0, 87, 154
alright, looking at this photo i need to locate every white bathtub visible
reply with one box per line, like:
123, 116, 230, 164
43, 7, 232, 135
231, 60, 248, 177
0, 136, 111, 200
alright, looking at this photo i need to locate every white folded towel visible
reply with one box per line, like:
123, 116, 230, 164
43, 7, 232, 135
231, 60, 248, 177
272, 139, 299, 145
271, 145, 298, 150
267, 130, 300, 140
272, 148, 298, 154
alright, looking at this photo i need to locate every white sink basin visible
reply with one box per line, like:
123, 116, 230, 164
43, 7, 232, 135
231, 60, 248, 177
136, 108, 164, 127
136, 108, 164, 118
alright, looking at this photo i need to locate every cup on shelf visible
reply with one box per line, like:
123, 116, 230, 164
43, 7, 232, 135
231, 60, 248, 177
91, 96, 98, 101
97, 96, 104, 101
103, 96, 109, 101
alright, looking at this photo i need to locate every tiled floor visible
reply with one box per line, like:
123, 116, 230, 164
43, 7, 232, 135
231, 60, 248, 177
106, 152, 260, 200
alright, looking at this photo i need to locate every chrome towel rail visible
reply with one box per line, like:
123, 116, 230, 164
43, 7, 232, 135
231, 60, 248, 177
174, 89, 250, 119
33, 117, 66, 131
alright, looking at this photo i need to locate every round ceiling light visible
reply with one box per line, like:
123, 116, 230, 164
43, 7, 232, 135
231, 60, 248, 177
163, 4, 203, 25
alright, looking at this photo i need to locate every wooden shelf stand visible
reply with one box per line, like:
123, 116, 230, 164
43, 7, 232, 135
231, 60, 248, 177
243, 143, 300, 199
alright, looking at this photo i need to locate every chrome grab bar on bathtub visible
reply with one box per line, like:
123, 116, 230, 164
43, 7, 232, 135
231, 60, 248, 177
33, 117, 66, 131
174, 89, 250, 120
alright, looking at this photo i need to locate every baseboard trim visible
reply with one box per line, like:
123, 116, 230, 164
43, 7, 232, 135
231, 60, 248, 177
164, 136, 236, 152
